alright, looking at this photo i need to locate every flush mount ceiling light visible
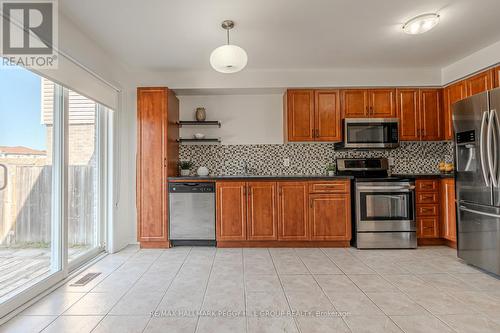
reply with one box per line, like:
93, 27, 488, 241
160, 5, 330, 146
210, 20, 248, 73
402, 13, 440, 35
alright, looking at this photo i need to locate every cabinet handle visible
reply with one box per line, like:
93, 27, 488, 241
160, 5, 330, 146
315, 129, 319, 138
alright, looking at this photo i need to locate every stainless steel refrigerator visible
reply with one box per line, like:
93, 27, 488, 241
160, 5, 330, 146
453, 87, 500, 276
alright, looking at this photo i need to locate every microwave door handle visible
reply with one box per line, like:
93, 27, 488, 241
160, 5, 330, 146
487, 110, 498, 187
480, 110, 490, 187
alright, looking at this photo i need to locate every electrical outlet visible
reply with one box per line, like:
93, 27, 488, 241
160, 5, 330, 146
388, 157, 395, 166
283, 158, 290, 167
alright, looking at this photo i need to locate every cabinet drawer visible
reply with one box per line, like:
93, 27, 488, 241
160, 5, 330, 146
416, 204, 439, 216
417, 192, 439, 204
309, 181, 350, 193
416, 180, 439, 192
418, 217, 439, 238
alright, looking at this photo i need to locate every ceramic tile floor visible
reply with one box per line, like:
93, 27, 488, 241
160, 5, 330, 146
1, 245, 500, 333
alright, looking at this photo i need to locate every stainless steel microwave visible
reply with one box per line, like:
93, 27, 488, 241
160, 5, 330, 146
340, 118, 399, 149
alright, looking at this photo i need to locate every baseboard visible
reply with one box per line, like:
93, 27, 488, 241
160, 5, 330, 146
139, 241, 170, 249
217, 240, 350, 248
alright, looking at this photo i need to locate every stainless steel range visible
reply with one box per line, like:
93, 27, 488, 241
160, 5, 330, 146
337, 158, 417, 249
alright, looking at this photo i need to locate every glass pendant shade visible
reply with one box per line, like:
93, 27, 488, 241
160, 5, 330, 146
210, 44, 248, 73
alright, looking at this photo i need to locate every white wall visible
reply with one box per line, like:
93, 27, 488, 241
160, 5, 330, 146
441, 39, 500, 85
179, 94, 283, 145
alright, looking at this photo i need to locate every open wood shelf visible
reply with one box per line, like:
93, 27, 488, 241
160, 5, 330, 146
177, 121, 221, 127
177, 138, 221, 143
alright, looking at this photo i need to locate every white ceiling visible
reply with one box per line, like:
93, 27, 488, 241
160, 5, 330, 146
61, 0, 500, 72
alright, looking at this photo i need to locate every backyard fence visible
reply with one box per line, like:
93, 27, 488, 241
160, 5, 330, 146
0, 165, 96, 246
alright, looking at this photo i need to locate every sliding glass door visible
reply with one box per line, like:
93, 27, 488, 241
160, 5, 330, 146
0, 67, 63, 313
0, 66, 108, 317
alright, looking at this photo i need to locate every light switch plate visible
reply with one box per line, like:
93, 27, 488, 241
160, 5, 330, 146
283, 158, 290, 167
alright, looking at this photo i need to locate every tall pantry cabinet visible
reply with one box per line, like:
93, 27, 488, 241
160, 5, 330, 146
136, 87, 179, 248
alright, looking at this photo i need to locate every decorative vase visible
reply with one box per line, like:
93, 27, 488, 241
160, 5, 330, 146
195, 107, 206, 121
197, 166, 209, 176
180, 169, 190, 176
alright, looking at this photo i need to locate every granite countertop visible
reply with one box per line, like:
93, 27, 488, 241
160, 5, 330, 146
392, 173, 455, 179
168, 174, 354, 181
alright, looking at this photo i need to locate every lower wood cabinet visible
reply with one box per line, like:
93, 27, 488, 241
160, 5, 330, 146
277, 182, 309, 240
215, 180, 351, 244
416, 179, 440, 239
247, 182, 278, 240
441, 179, 457, 242
309, 193, 351, 240
216, 182, 247, 241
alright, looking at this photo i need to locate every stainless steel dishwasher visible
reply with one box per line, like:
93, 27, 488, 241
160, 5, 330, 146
168, 182, 216, 246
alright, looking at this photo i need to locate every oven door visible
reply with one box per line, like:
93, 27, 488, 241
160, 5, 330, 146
344, 118, 399, 148
356, 182, 415, 232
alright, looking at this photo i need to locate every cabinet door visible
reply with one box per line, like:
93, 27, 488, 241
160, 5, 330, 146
216, 182, 247, 241
247, 182, 277, 240
341, 90, 368, 118
315, 90, 341, 141
137, 88, 168, 244
277, 182, 309, 240
420, 89, 443, 141
443, 81, 466, 141
309, 194, 351, 241
397, 89, 420, 141
466, 69, 494, 97
369, 89, 397, 118
441, 179, 457, 242
286, 90, 315, 142
495, 66, 500, 88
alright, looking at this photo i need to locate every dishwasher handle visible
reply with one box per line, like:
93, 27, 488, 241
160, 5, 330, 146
168, 182, 215, 193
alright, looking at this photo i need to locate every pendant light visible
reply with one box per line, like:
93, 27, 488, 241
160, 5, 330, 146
210, 20, 248, 73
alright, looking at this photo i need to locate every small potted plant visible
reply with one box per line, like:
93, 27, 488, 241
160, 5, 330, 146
326, 163, 336, 176
179, 160, 193, 176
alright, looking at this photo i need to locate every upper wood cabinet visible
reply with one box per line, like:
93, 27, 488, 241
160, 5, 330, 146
136, 87, 179, 248
247, 182, 278, 241
216, 182, 247, 241
309, 193, 351, 241
341, 89, 368, 118
443, 81, 467, 141
441, 179, 457, 243
285, 90, 315, 142
342, 89, 396, 118
466, 69, 494, 96
369, 89, 397, 117
420, 89, 443, 141
495, 66, 500, 88
397, 89, 420, 141
315, 90, 341, 141
277, 182, 309, 240
397, 88, 442, 141
285, 90, 341, 142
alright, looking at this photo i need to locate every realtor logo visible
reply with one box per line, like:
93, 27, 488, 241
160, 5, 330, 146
1, 0, 58, 68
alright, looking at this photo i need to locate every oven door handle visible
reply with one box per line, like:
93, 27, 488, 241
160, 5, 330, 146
357, 186, 415, 191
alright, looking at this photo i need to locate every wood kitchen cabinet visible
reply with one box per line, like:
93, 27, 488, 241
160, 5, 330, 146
285, 89, 341, 142
309, 193, 351, 241
136, 87, 179, 248
278, 182, 309, 240
416, 179, 440, 239
495, 66, 500, 88
420, 89, 443, 141
441, 179, 457, 243
342, 89, 396, 118
465, 69, 494, 97
443, 81, 467, 140
397, 88, 442, 141
285, 90, 315, 142
216, 182, 247, 241
247, 182, 278, 240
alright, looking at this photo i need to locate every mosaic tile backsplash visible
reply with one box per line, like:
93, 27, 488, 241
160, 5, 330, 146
179, 142, 454, 176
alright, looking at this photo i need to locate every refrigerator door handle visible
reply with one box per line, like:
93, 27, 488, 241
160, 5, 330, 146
480, 110, 491, 187
493, 109, 500, 187
459, 205, 500, 219
487, 109, 498, 187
